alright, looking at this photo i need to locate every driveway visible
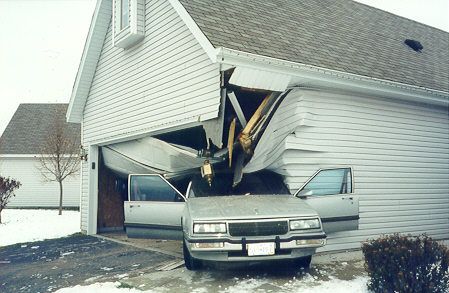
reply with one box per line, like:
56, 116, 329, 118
122, 251, 367, 292
0, 234, 176, 293
0, 233, 368, 292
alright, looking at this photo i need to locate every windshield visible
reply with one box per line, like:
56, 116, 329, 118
187, 171, 290, 198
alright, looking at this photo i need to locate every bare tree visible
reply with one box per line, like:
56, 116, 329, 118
0, 176, 21, 223
38, 118, 80, 215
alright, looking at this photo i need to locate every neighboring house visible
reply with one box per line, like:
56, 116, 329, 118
67, 0, 448, 251
0, 104, 80, 208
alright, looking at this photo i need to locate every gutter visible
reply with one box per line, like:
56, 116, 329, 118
216, 47, 449, 105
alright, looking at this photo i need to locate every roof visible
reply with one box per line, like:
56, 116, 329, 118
0, 104, 81, 155
67, 0, 448, 123
179, 0, 449, 93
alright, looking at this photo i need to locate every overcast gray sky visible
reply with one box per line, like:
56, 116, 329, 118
0, 0, 448, 135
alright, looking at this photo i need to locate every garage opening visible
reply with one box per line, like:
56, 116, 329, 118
97, 149, 127, 232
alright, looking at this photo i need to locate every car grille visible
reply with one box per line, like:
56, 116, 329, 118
228, 221, 288, 237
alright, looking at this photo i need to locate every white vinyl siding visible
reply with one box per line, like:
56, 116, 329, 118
79, 0, 220, 232
82, 0, 221, 145
263, 90, 449, 252
1, 157, 80, 208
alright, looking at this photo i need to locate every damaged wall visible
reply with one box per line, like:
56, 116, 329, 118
247, 88, 449, 251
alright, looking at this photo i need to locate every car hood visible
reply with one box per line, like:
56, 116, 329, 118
186, 195, 318, 220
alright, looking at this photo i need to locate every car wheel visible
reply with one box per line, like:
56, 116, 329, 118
183, 240, 202, 270
295, 255, 312, 269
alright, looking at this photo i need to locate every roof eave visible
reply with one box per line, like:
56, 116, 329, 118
67, 0, 112, 123
217, 47, 449, 105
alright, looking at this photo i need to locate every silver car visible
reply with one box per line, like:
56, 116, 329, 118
124, 167, 358, 270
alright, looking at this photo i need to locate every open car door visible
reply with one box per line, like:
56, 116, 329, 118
124, 174, 186, 239
294, 168, 359, 234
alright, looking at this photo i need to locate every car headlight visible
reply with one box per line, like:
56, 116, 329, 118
193, 223, 227, 234
290, 219, 321, 230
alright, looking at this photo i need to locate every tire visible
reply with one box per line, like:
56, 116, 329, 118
183, 240, 202, 270
295, 255, 312, 269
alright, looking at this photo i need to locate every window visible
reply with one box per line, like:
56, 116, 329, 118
129, 175, 184, 202
298, 168, 352, 196
121, 0, 130, 29
113, 0, 144, 49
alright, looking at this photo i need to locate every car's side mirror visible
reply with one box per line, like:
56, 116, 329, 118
297, 189, 313, 199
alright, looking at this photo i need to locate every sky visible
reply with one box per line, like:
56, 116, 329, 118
0, 0, 448, 135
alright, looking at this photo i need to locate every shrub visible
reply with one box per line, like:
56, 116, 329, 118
362, 234, 449, 293
0, 176, 21, 223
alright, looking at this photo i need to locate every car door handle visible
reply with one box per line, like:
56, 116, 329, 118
342, 197, 353, 200
129, 204, 141, 208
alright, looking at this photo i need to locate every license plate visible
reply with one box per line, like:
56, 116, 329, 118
247, 243, 275, 256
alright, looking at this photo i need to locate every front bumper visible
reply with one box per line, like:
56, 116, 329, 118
185, 233, 326, 262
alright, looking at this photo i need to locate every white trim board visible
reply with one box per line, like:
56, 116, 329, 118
84, 119, 203, 147
67, 0, 112, 123
217, 47, 449, 105
87, 145, 99, 235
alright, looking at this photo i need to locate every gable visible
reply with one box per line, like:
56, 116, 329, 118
80, 0, 221, 145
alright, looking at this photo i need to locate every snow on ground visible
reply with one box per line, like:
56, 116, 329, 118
55, 282, 143, 293
56, 276, 370, 293
0, 209, 80, 246
221, 275, 369, 293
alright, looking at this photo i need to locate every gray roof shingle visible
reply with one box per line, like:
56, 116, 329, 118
179, 0, 449, 92
0, 104, 80, 155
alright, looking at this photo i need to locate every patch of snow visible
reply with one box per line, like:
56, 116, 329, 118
84, 275, 103, 283
61, 251, 75, 257
115, 273, 129, 279
0, 209, 80, 246
31, 246, 40, 249
101, 267, 114, 271
220, 276, 369, 293
55, 282, 156, 293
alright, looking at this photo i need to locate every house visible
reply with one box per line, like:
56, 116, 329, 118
0, 104, 81, 208
67, 0, 449, 251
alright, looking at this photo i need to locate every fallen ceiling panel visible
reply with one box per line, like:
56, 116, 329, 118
102, 137, 220, 178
